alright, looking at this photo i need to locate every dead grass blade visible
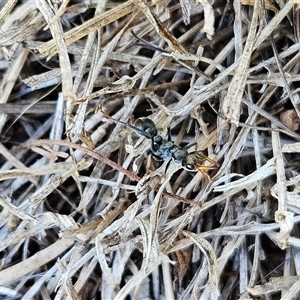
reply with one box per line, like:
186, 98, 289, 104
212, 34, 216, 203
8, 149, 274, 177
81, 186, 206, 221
35, 1, 139, 59
2, 0, 300, 298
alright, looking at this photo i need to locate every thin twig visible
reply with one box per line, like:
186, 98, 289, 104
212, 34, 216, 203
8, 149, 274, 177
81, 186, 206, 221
21, 139, 201, 206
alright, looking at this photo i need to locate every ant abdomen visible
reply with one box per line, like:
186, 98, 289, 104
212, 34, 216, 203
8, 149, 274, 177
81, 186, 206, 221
134, 118, 157, 139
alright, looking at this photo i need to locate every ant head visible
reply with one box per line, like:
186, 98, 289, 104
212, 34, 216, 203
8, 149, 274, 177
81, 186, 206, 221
182, 151, 219, 180
182, 152, 204, 171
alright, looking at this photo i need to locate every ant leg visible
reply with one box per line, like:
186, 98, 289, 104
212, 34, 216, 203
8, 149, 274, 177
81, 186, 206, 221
100, 110, 156, 139
100, 109, 129, 127
197, 167, 211, 181
167, 126, 172, 141
164, 159, 172, 173
146, 153, 155, 174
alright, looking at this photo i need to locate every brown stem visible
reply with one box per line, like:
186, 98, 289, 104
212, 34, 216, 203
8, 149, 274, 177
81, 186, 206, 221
22, 139, 201, 206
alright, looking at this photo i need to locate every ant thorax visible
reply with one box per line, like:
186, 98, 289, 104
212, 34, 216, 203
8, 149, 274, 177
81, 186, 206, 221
152, 137, 188, 164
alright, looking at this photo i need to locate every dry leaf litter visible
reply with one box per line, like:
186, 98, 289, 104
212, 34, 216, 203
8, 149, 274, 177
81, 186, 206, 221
0, 0, 300, 299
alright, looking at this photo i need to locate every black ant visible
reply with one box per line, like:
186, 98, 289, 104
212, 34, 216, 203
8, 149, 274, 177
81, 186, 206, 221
102, 112, 219, 180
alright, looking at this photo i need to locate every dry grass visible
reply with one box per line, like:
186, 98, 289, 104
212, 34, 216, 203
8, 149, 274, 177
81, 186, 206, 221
1, 0, 300, 299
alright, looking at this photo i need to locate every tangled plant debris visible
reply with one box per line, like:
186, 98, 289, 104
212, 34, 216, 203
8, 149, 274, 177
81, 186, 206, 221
1, 0, 300, 299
